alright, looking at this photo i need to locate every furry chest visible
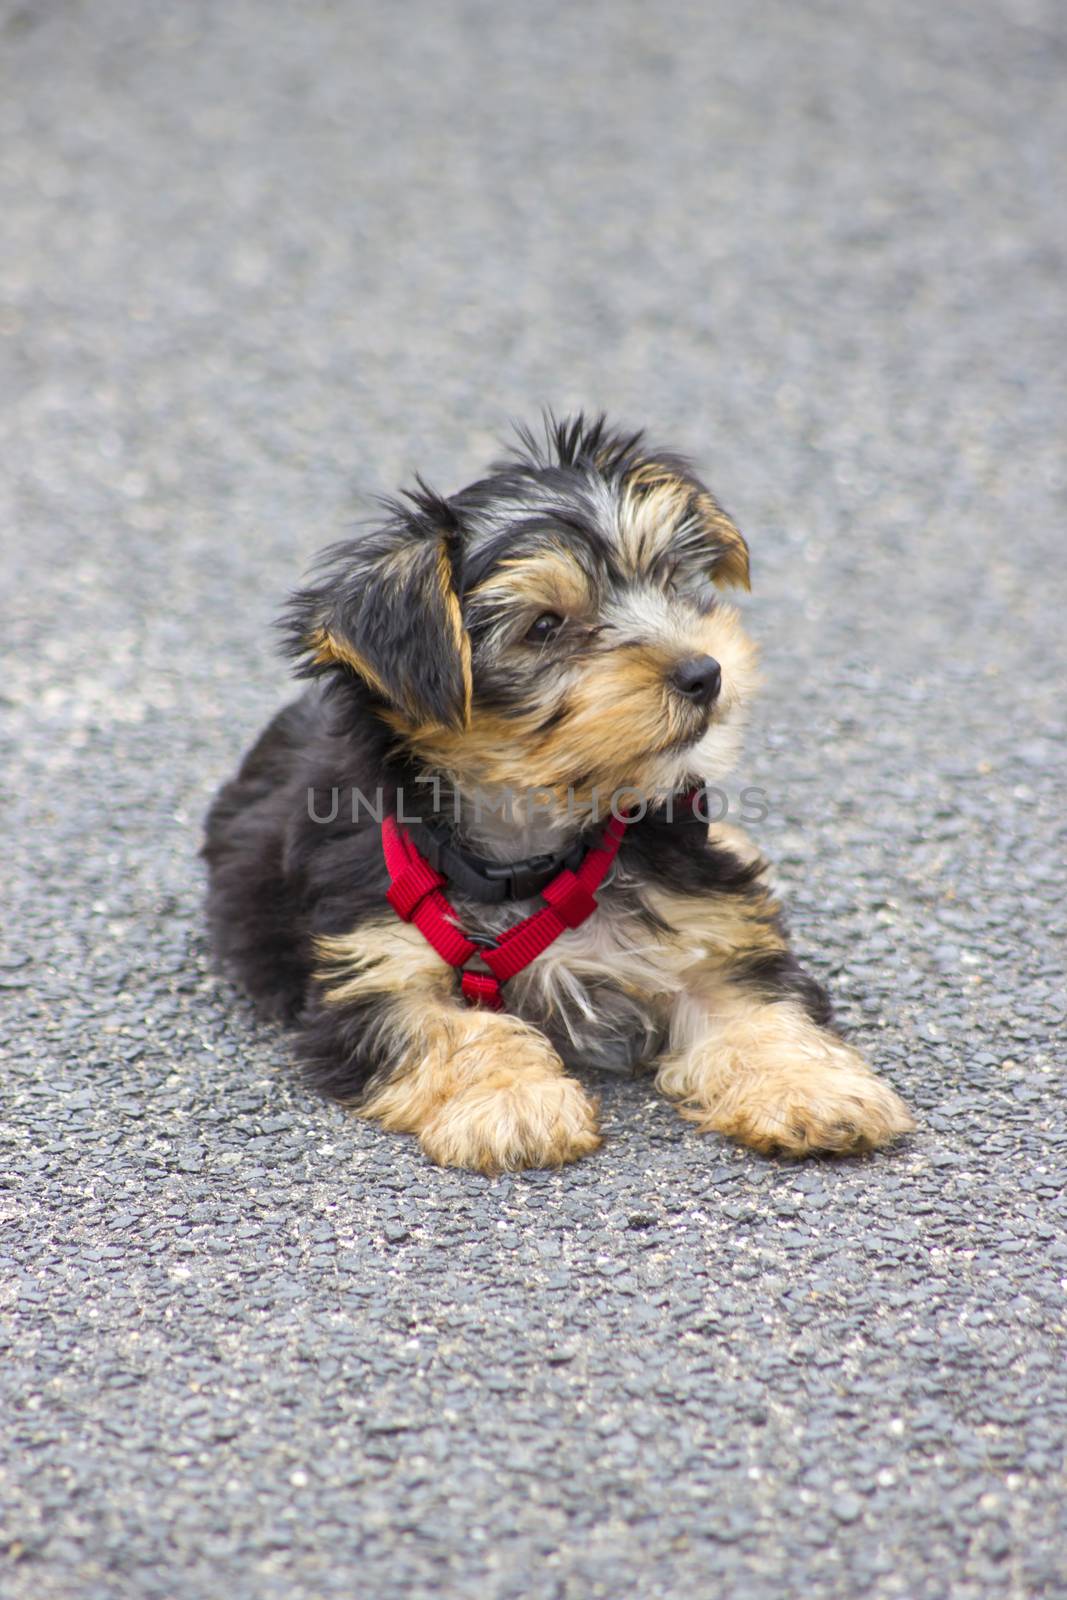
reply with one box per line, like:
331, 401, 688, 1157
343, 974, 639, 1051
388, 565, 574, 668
460, 899, 684, 1073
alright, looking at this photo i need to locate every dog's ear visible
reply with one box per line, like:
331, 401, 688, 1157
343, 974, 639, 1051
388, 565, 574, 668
282, 487, 472, 730
622, 455, 750, 591
692, 488, 750, 591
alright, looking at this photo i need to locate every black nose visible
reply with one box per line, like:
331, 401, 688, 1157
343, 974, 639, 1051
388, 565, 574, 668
670, 655, 722, 706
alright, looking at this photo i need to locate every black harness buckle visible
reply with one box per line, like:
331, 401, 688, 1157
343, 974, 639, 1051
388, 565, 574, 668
405, 820, 587, 904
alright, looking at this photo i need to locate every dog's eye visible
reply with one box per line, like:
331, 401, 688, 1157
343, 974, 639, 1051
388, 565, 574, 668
525, 612, 564, 644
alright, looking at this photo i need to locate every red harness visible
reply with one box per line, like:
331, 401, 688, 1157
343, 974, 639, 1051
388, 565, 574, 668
381, 811, 630, 1011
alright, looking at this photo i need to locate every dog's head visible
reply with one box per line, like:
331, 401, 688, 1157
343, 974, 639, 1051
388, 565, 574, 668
285, 415, 758, 803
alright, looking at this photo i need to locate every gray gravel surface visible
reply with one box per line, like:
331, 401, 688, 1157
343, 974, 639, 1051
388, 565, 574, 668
3, 2, 1066, 1596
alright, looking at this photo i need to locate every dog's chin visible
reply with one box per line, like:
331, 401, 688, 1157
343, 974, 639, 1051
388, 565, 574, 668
635, 712, 744, 798
687, 714, 745, 782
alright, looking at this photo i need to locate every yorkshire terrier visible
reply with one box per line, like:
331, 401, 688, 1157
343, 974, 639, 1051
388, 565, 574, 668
203, 415, 914, 1172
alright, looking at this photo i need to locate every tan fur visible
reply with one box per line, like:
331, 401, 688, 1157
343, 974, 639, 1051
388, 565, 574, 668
618, 473, 696, 572
659, 989, 915, 1155
361, 1000, 600, 1173
643, 877, 786, 969
534, 646, 703, 783
653, 882, 913, 1155
708, 821, 766, 867
402, 595, 758, 806
309, 626, 391, 699
315, 925, 599, 1172
315, 919, 457, 1005
436, 541, 473, 726
468, 546, 596, 619
693, 489, 751, 590
619, 466, 750, 589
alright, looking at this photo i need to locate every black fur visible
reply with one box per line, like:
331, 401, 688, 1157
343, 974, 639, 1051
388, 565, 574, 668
281, 485, 469, 729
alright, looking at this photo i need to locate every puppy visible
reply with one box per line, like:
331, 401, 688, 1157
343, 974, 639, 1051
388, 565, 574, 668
203, 415, 914, 1172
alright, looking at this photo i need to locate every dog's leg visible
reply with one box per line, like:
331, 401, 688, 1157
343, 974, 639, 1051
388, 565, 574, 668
362, 1001, 602, 1174
301, 920, 600, 1173
658, 984, 915, 1156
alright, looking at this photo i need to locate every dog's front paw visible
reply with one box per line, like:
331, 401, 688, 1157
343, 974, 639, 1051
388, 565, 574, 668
660, 1000, 915, 1157
703, 1050, 915, 1155
418, 1069, 601, 1173
358, 1007, 602, 1173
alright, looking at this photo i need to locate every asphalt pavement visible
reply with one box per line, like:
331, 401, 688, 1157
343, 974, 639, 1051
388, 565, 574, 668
2, 2, 1066, 1596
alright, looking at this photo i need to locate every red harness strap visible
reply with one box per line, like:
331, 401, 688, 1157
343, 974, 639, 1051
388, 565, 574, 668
381, 812, 630, 1010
